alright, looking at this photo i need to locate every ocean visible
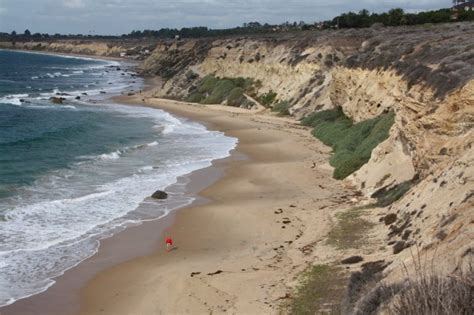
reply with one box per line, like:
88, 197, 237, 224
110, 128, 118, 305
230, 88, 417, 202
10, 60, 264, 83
0, 50, 237, 306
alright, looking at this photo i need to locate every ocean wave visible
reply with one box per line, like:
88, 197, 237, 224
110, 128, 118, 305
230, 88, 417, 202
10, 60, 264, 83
78, 140, 160, 163
98, 151, 121, 161
0, 94, 29, 106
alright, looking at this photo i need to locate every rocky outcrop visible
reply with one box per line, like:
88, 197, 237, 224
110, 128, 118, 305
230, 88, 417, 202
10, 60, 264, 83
0, 40, 154, 59
49, 97, 65, 104
151, 190, 168, 200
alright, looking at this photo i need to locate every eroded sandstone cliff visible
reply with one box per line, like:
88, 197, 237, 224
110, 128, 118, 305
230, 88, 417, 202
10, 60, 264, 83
138, 23, 473, 309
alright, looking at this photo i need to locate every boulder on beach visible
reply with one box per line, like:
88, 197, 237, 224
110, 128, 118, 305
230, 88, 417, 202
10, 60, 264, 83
49, 97, 65, 104
151, 190, 168, 200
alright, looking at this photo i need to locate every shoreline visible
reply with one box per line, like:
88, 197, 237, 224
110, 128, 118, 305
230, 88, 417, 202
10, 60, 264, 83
76, 94, 356, 314
1, 65, 353, 314
1, 138, 237, 315
0, 54, 236, 313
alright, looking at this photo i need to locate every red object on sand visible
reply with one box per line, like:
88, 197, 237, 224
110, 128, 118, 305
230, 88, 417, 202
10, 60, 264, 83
165, 237, 173, 245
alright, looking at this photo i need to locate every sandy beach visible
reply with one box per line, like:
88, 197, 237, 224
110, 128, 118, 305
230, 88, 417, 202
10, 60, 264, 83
74, 93, 359, 314
0, 82, 358, 315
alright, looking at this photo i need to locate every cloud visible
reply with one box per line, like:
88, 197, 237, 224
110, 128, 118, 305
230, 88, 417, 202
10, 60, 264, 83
0, 0, 450, 35
63, 0, 85, 9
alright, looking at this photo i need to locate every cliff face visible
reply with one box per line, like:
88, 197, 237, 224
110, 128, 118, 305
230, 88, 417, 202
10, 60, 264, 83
141, 22, 474, 283
0, 39, 157, 59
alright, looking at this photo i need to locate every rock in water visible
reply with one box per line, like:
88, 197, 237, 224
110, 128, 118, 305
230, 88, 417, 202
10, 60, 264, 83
49, 97, 64, 104
151, 190, 168, 199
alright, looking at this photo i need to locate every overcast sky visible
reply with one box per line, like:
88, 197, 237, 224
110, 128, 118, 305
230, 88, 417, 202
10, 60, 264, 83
0, 0, 449, 35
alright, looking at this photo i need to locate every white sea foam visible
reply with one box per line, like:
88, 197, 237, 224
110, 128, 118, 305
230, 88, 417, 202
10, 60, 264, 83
0, 103, 237, 307
97, 151, 122, 161
0, 94, 29, 106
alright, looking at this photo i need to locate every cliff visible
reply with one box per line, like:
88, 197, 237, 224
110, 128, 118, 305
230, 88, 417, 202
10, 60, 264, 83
0, 39, 155, 59
139, 22, 473, 312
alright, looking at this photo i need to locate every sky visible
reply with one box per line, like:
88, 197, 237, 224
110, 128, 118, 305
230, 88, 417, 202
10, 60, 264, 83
0, 0, 450, 35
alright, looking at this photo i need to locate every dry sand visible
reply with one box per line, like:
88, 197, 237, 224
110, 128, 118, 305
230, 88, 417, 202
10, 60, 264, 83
76, 95, 359, 315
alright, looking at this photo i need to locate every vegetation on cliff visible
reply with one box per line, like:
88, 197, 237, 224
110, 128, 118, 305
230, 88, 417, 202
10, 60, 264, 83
185, 75, 256, 107
272, 100, 291, 116
302, 109, 395, 179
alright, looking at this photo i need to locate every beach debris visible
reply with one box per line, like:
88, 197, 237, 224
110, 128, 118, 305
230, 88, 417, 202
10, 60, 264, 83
341, 255, 364, 264
274, 208, 283, 214
151, 190, 168, 199
282, 218, 291, 224
75, 96, 81, 100
207, 270, 223, 276
289, 204, 296, 208
190, 272, 201, 277
127, 92, 135, 96
49, 96, 65, 104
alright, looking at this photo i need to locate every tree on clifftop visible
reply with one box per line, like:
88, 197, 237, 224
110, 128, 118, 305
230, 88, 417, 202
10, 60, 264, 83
24, 29, 31, 37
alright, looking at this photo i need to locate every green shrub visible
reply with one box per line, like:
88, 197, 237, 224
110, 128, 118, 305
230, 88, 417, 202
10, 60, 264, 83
258, 90, 278, 107
229, 77, 254, 90
272, 100, 291, 116
227, 87, 245, 106
186, 75, 255, 106
198, 75, 219, 93
302, 108, 395, 179
201, 79, 236, 104
185, 92, 204, 103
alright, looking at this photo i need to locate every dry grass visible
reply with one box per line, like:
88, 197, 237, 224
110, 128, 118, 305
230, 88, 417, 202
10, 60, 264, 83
326, 207, 375, 249
289, 264, 346, 315
344, 248, 474, 315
